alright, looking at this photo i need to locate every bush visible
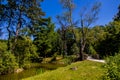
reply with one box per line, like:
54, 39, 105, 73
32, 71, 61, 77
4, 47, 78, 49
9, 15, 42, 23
88, 45, 97, 55
61, 55, 77, 65
0, 51, 18, 75
13, 36, 38, 67
103, 53, 120, 80
0, 41, 18, 74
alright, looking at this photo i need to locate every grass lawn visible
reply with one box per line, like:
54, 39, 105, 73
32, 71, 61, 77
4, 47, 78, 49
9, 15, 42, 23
23, 60, 105, 80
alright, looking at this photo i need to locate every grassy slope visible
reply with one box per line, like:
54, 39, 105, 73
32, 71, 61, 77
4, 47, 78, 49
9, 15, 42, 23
23, 60, 105, 80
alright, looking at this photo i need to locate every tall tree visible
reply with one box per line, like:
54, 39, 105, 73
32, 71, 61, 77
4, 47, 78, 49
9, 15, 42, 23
34, 18, 58, 58
78, 2, 101, 60
0, 0, 45, 51
57, 0, 75, 57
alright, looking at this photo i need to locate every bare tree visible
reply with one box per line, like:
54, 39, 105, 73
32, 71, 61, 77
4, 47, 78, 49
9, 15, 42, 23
79, 2, 101, 60
57, 0, 75, 57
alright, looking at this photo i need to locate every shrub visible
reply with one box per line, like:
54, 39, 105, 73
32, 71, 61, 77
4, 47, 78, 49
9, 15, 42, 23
13, 36, 38, 67
103, 53, 120, 80
0, 51, 18, 75
0, 41, 18, 74
61, 55, 77, 65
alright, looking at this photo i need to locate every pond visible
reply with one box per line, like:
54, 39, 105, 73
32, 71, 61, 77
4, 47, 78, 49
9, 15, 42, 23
0, 63, 66, 80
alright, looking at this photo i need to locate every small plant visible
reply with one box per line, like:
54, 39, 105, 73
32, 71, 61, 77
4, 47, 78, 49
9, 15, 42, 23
103, 53, 120, 80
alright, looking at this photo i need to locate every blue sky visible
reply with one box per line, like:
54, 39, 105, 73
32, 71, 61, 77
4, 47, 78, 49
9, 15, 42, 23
41, 0, 120, 27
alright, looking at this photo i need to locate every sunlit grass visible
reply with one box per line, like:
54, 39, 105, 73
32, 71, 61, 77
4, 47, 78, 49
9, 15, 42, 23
23, 60, 105, 80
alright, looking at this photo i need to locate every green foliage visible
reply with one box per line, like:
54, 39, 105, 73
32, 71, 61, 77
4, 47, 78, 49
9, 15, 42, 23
0, 51, 18, 75
88, 45, 97, 55
0, 0, 119, 76
71, 43, 79, 55
60, 55, 77, 65
34, 18, 58, 57
103, 53, 120, 80
0, 41, 7, 52
13, 36, 38, 67
0, 0, 45, 51
84, 26, 106, 56
74, 26, 106, 58
74, 28, 82, 42
89, 26, 106, 44
65, 31, 76, 55
96, 21, 120, 57
0, 41, 18, 75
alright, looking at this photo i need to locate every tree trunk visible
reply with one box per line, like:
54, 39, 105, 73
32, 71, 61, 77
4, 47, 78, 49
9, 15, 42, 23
62, 28, 67, 58
64, 40, 67, 57
79, 19, 86, 61
7, 18, 11, 51
12, 11, 22, 53
79, 40, 86, 61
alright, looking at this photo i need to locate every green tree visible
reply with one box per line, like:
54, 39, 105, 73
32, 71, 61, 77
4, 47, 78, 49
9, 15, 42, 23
86, 26, 106, 57
13, 36, 38, 67
0, 41, 18, 74
0, 0, 45, 51
96, 21, 120, 57
34, 18, 58, 58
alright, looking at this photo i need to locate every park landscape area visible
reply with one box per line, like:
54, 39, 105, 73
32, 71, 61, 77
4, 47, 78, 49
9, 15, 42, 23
0, 0, 120, 80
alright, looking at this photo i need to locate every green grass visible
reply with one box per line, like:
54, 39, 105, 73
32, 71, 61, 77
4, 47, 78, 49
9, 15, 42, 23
23, 60, 105, 80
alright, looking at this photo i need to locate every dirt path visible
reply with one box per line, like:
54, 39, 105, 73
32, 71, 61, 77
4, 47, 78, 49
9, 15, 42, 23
87, 56, 105, 63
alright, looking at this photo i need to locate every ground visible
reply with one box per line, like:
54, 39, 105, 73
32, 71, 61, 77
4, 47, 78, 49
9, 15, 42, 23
23, 60, 106, 80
